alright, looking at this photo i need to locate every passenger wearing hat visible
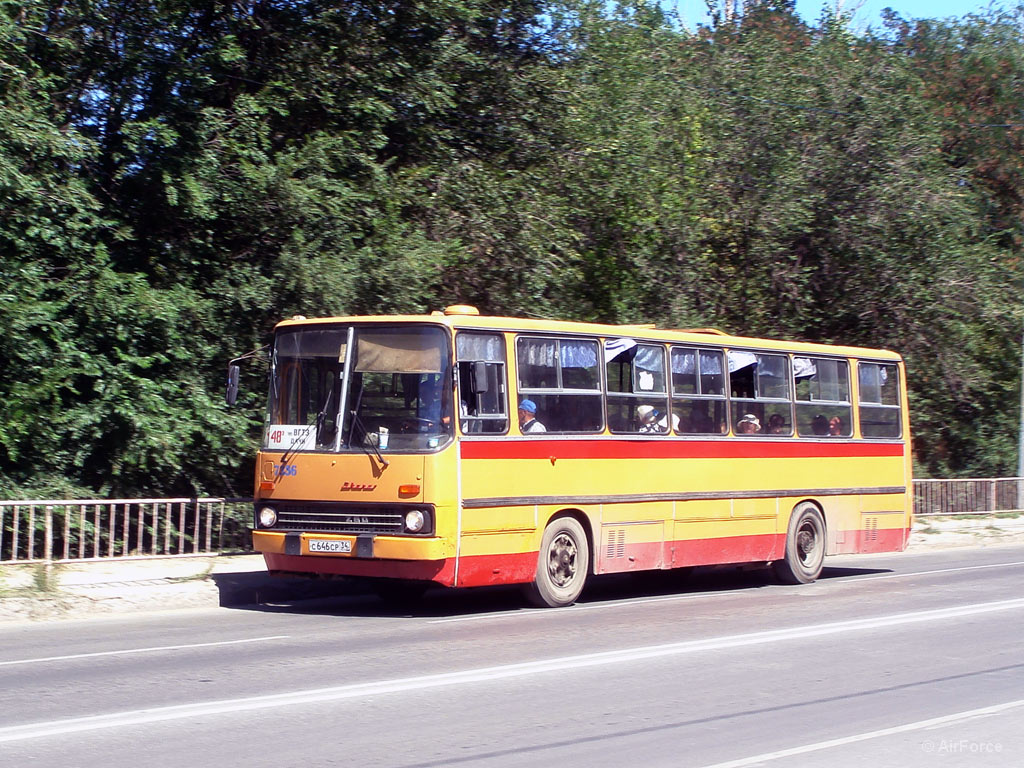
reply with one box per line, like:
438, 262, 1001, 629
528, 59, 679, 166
636, 405, 679, 433
736, 413, 761, 434
518, 399, 546, 433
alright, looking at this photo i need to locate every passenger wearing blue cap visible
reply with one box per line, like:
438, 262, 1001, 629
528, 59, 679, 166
518, 399, 547, 433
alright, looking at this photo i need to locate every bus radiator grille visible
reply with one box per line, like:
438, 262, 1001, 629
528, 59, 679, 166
270, 503, 406, 535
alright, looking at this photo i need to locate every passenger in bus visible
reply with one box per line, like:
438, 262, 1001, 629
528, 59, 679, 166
518, 399, 547, 433
829, 416, 844, 436
812, 414, 829, 435
637, 405, 679, 433
736, 414, 761, 434
766, 413, 787, 434
694, 412, 718, 433
417, 376, 448, 428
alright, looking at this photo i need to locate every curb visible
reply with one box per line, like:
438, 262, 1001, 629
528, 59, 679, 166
0, 554, 352, 624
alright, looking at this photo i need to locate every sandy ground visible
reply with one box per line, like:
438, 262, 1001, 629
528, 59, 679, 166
908, 516, 1024, 550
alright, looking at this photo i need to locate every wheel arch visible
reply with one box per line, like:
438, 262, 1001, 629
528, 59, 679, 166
785, 498, 827, 535
542, 507, 596, 576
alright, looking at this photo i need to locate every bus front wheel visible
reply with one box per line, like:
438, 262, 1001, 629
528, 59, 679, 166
773, 503, 825, 585
524, 517, 589, 608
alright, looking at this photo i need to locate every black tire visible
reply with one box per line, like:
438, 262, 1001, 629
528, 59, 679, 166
773, 503, 826, 584
523, 517, 590, 608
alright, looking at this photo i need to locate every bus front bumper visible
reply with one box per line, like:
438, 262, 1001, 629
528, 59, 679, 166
252, 530, 450, 561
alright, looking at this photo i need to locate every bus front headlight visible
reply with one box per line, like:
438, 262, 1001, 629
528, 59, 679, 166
404, 509, 426, 533
259, 506, 278, 528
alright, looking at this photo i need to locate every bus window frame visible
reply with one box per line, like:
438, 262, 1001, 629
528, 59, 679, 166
515, 333, 605, 435
856, 359, 903, 439
670, 345, 729, 435
455, 330, 510, 436
727, 349, 795, 436
794, 354, 853, 438
606, 340, 671, 435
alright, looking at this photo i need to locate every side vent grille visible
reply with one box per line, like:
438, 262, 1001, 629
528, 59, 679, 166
864, 516, 879, 542
606, 529, 626, 559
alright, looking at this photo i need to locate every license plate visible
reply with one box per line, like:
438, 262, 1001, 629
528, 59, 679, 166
308, 539, 352, 554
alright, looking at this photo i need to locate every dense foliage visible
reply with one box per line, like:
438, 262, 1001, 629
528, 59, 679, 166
2, 0, 1023, 496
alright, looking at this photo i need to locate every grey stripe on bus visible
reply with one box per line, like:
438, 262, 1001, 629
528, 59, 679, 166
461, 486, 907, 509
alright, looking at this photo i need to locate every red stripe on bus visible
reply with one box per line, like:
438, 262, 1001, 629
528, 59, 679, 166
264, 524, 909, 590
263, 553, 458, 585
460, 439, 904, 461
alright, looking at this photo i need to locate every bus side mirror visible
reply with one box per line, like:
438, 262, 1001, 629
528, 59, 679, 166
226, 364, 240, 405
471, 361, 490, 394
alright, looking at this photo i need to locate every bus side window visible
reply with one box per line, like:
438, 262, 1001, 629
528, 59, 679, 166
858, 362, 901, 438
607, 340, 669, 434
671, 347, 728, 434
517, 336, 603, 433
794, 356, 852, 437
728, 351, 793, 435
456, 333, 508, 434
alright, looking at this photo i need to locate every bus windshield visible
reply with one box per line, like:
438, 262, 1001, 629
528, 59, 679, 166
264, 324, 453, 452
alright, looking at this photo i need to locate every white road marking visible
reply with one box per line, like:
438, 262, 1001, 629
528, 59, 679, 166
2, 598, 1023, 743
429, 559, 1024, 623
0, 636, 291, 668
430, 588, 740, 623
692, 698, 1024, 768
840, 559, 1024, 582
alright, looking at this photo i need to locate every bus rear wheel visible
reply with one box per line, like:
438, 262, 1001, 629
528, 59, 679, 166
773, 503, 826, 585
524, 517, 589, 608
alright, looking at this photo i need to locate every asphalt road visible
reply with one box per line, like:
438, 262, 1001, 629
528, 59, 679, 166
1, 544, 1023, 768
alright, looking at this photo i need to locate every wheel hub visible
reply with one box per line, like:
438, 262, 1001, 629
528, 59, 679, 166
547, 533, 578, 587
797, 525, 820, 564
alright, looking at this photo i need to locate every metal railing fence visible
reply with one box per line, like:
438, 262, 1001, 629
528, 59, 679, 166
2, 481, 1022, 563
913, 478, 1024, 518
0, 498, 252, 564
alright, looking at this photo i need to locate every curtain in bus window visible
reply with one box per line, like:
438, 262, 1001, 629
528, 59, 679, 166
633, 346, 661, 370
560, 340, 600, 389
633, 345, 666, 393
457, 333, 503, 362
672, 350, 723, 374
518, 339, 557, 388
699, 351, 724, 395
356, 332, 442, 373
671, 348, 697, 394
519, 338, 556, 368
605, 337, 637, 362
728, 350, 757, 372
560, 340, 598, 368
672, 349, 692, 374
793, 357, 816, 379
672, 348, 725, 396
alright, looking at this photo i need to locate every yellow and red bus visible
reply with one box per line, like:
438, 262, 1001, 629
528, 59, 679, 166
239, 305, 911, 607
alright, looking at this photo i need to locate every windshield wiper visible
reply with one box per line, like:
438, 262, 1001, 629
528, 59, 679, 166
279, 388, 334, 468
346, 383, 389, 468
351, 410, 389, 468
313, 388, 334, 446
